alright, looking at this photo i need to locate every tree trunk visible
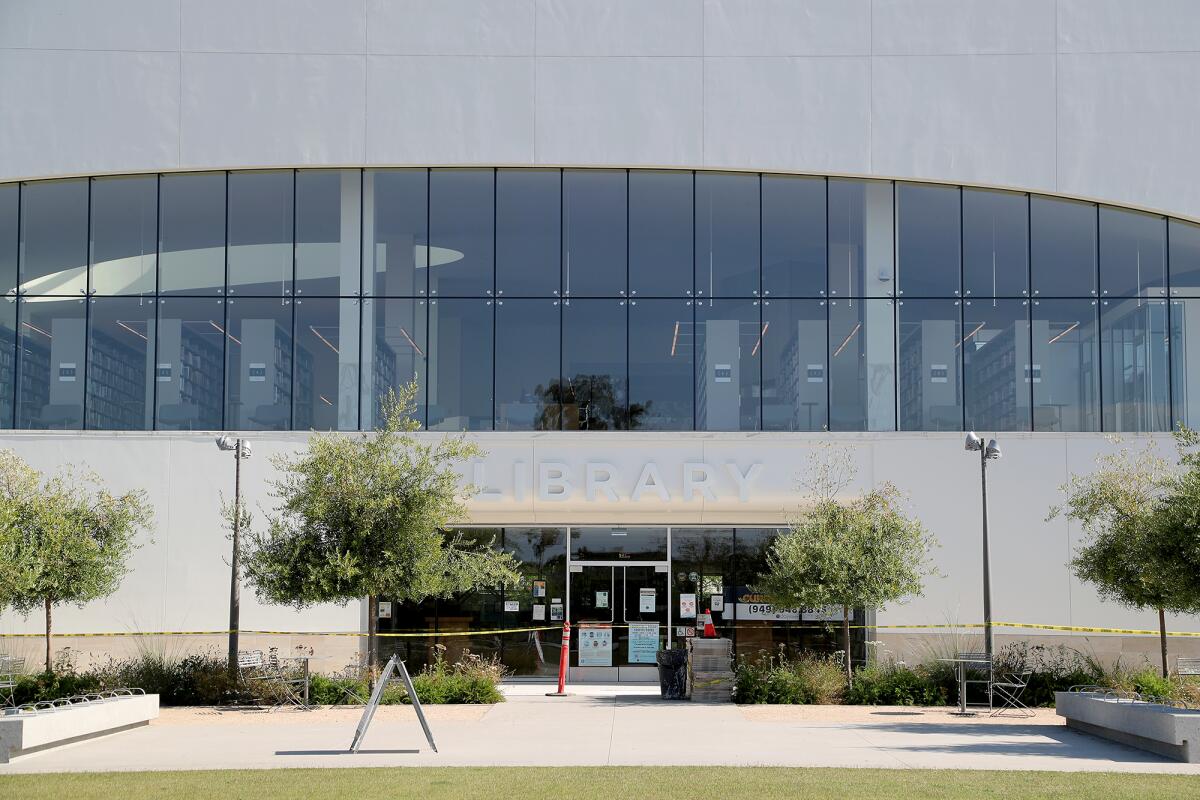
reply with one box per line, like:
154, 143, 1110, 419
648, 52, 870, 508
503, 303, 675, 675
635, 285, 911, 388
842, 604, 852, 690
367, 595, 379, 692
1159, 607, 1169, 679
44, 598, 52, 674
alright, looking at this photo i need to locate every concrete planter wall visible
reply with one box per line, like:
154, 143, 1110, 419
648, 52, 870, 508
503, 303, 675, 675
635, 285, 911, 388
0, 694, 159, 763
1055, 691, 1200, 763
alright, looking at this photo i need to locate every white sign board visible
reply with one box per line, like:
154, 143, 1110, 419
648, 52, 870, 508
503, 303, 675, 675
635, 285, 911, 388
532, 604, 545, 621
578, 625, 613, 666
639, 587, 656, 613
628, 622, 659, 664
504, 600, 520, 612
679, 593, 696, 619
735, 602, 800, 621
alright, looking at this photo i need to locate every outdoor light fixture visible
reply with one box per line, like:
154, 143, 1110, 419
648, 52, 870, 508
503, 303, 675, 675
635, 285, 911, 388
964, 431, 999, 683
215, 436, 252, 676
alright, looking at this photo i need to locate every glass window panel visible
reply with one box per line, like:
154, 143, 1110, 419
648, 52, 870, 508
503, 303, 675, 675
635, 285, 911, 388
898, 299, 962, 431
762, 298, 827, 431
1100, 207, 1165, 299
1032, 299, 1099, 432
160, 172, 226, 296
1169, 219, 1200, 298
155, 297, 225, 430
429, 169, 494, 298
295, 170, 361, 297
695, 172, 759, 298
500, 528, 567, 676
0, 184, 17, 295
570, 527, 667, 561
224, 297, 292, 431
629, 171, 692, 298
428, 298, 492, 430
828, 179, 893, 298
696, 299, 760, 431
1100, 298, 1169, 432
495, 299, 559, 431
293, 297, 359, 431
361, 297, 426, 430
762, 175, 825, 298
897, 183, 961, 298
962, 299, 1031, 431
0, 298, 13, 427
963, 189, 1028, 299
85, 297, 154, 430
828, 298, 895, 431
1171, 299, 1200, 429
671, 528, 735, 640
561, 299, 626, 430
90, 176, 157, 297
364, 169, 427, 298
227, 171, 293, 296
1031, 196, 1097, 298
16, 297, 86, 429
20, 179, 88, 296
563, 169, 626, 297
629, 299, 693, 430
497, 169, 560, 297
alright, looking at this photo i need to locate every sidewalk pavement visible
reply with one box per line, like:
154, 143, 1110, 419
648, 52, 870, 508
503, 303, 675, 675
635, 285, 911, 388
3, 683, 1199, 775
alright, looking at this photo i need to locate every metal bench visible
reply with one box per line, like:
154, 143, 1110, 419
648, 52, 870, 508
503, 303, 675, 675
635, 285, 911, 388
0, 656, 23, 709
1177, 657, 1200, 677
237, 649, 307, 708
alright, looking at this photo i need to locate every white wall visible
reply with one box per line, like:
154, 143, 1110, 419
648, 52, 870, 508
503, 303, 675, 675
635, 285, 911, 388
1, 0, 1200, 218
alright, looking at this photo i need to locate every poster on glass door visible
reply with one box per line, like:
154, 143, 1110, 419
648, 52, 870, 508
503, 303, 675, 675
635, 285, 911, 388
627, 622, 659, 664
578, 624, 613, 667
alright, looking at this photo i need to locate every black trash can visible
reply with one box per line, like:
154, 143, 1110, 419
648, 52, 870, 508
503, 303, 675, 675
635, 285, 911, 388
656, 648, 688, 700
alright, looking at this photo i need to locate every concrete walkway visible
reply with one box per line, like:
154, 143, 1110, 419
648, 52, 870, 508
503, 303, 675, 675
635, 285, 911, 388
3, 684, 1198, 774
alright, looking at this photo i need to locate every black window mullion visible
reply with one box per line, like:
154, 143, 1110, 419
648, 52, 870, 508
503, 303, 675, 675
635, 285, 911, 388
81, 178, 92, 430
221, 171, 230, 430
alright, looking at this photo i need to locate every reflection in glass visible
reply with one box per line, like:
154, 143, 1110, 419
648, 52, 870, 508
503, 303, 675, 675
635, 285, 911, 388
90, 176, 157, 296
155, 297, 225, 430
1100, 207, 1165, 298
496, 299, 559, 430
962, 299, 1031, 431
762, 175, 825, 298
762, 299, 827, 431
563, 169, 626, 297
696, 299, 760, 431
1031, 196, 1096, 298
228, 171, 294, 296
828, 179, 893, 298
16, 297, 86, 429
0, 299, 13, 427
295, 170, 361, 297
364, 169, 426, 298
20, 179, 87, 295
630, 299, 693, 430
829, 298, 895, 431
430, 169, 494, 297
501, 528, 566, 676
428, 299, 492, 430
1101, 298, 1169, 432
361, 297, 426, 429
224, 298, 293, 431
85, 297, 154, 430
672, 529, 735, 639
963, 189, 1028, 299
695, 172, 759, 298
1032, 299, 1099, 431
562, 299, 627, 430
294, 298, 359, 431
0, 184, 16, 295
160, 172, 225, 295
897, 183, 960, 297
630, 171, 692, 297
1170, 220, 1200, 298
570, 527, 667, 561
1172, 299, 1200, 428
898, 299, 962, 431
497, 169, 560, 297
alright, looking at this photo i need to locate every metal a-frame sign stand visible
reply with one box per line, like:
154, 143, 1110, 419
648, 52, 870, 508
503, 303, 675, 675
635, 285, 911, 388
349, 654, 438, 753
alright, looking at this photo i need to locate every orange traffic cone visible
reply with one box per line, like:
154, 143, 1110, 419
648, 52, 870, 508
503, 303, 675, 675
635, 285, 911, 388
703, 608, 716, 638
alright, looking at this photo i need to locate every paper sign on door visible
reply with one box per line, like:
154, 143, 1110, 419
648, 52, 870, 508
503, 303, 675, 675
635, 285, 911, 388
639, 588, 656, 613
532, 604, 546, 621
679, 593, 697, 618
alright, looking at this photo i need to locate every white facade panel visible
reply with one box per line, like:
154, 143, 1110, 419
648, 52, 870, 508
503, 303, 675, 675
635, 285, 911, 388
535, 57, 702, 166
0, 0, 180, 51
872, 54, 1057, 191
180, 0, 367, 54
871, 0, 1054, 56
0, 49, 180, 179
536, 0, 702, 57
702, 0, 870, 57
1057, 0, 1200, 54
366, 0, 535, 56
366, 55, 534, 164
180, 52, 366, 168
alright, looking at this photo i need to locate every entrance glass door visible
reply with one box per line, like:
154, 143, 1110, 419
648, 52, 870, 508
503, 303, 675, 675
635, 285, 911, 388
569, 562, 669, 681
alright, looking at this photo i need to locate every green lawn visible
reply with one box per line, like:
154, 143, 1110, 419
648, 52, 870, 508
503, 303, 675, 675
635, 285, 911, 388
1, 767, 1197, 799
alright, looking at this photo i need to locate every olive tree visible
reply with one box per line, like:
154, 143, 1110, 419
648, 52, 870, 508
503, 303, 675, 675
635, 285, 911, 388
242, 382, 523, 678
0, 451, 152, 672
757, 448, 936, 688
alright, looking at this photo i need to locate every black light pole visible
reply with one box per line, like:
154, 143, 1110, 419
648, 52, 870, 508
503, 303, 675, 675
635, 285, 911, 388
965, 432, 1001, 671
216, 436, 252, 675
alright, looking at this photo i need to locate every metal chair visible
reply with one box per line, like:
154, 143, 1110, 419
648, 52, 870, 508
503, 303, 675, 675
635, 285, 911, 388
990, 668, 1035, 717
1176, 657, 1200, 677
264, 648, 308, 708
0, 656, 23, 709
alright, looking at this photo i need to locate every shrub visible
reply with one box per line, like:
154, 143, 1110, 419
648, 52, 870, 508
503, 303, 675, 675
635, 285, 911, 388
734, 651, 844, 704
844, 661, 948, 706
396, 647, 506, 705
